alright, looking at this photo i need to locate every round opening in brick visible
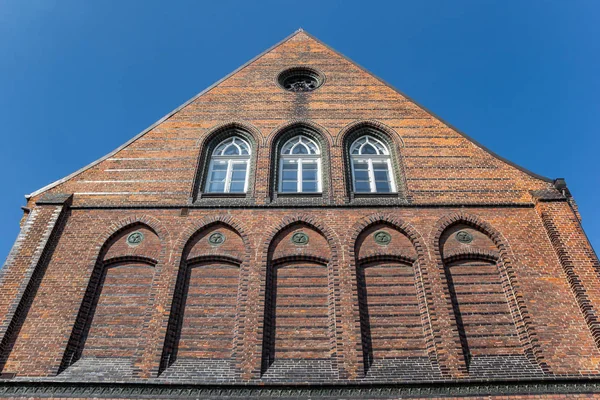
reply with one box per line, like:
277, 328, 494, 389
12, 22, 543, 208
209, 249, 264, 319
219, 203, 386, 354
277, 67, 324, 92
126, 231, 144, 246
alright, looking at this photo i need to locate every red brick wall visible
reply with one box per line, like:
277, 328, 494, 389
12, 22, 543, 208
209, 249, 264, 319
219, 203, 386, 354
1, 30, 598, 394
0, 207, 597, 381
28, 31, 554, 207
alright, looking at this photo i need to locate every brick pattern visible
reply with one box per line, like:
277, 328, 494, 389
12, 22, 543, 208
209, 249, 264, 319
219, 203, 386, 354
82, 263, 154, 359
0, 202, 69, 374
537, 201, 600, 356
443, 259, 542, 377
2, 30, 599, 399
0, 206, 597, 388
357, 262, 431, 374
30, 31, 555, 208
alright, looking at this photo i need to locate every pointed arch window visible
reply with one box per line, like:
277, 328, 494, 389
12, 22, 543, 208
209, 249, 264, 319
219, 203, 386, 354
279, 135, 322, 193
350, 135, 396, 193
205, 137, 251, 193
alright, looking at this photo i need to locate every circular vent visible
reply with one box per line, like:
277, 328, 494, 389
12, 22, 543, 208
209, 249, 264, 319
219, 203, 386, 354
278, 67, 324, 92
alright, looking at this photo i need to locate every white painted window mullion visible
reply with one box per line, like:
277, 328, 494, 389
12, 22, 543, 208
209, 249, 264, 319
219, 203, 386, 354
224, 160, 233, 193
244, 160, 250, 192
367, 158, 376, 192
298, 158, 303, 192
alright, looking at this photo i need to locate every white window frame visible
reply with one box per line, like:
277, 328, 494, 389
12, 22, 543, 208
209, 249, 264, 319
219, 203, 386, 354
278, 135, 322, 193
205, 137, 251, 194
350, 136, 396, 193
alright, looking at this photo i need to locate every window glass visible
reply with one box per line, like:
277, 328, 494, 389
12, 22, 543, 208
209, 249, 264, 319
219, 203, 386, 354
350, 135, 395, 193
205, 136, 251, 194
279, 135, 321, 193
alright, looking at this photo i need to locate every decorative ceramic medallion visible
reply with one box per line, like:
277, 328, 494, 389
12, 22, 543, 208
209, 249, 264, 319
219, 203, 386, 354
208, 232, 226, 246
126, 231, 144, 246
373, 230, 392, 246
291, 231, 309, 245
455, 230, 474, 244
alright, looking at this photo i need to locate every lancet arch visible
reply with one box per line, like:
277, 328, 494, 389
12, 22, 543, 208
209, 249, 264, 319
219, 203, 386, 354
59, 221, 163, 376
191, 121, 262, 202
267, 123, 333, 202
259, 216, 339, 381
159, 220, 248, 379
433, 213, 545, 377
347, 214, 440, 379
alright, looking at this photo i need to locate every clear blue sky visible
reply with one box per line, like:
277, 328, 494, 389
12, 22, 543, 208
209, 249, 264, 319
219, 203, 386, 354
1, 1, 599, 264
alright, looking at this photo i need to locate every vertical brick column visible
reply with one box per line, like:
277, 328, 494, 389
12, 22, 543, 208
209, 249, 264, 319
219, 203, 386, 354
536, 198, 600, 367
0, 194, 72, 373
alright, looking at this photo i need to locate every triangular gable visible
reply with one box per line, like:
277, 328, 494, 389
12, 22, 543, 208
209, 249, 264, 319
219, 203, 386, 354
28, 29, 553, 201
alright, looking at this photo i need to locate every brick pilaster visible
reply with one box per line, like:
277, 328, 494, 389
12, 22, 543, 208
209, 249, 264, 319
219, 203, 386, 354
536, 199, 600, 372
0, 194, 72, 373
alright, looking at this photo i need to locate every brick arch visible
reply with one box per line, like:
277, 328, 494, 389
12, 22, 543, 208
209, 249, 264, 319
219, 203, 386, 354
257, 214, 342, 379
190, 121, 263, 202
197, 120, 263, 148
266, 122, 334, 202
89, 215, 170, 265
58, 215, 169, 375
173, 214, 252, 266
346, 213, 439, 378
265, 119, 333, 147
158, 215, 252, 376
260, 213, 340, 260
431, 212, 548, 373
335, 120, 405, 147
337, 120, 408, 201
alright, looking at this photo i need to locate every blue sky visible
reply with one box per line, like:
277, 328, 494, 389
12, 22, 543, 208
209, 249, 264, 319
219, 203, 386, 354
1, 1, 599, 263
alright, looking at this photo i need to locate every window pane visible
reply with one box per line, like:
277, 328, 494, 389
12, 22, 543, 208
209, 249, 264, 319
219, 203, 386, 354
302, 161, 318, 182
375, 181, 391, 192
210, 170, 226, 181
223, 145, 240, 155
354, 181, 371, 192
231, 170, 246, 181
282, 160, 298, 169
281, 181, 297, 192
373, 170, 389, 181
354, 170, 369, 181
372, 161, 388, 169
302, 181, 318, 192
361, 143, 377, 154
231, 163, 247, 181
212, 161, 227, 170
208, 182, 225, 192
282, 170, 296, 180
229, 181, 245, 192
353, 160, 368, 170
292, 144, 309, 154
303, 170, 317, 181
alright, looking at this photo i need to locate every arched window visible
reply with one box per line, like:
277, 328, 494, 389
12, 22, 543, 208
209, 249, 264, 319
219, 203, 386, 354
350, 136, 396, 193
279, 135, 321, 193
205, 137, 251, 193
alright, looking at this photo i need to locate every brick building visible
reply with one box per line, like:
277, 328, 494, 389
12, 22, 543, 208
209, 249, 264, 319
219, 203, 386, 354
0, 30, 599, 399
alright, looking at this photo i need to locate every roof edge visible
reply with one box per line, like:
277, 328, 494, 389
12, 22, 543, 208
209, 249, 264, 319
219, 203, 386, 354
300, 30, 553, 183
26, 29, 306, 199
